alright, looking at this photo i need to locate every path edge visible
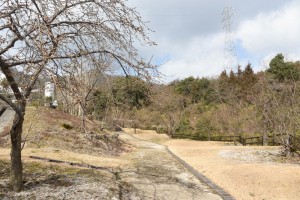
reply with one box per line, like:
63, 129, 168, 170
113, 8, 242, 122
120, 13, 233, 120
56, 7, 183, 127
120, 130, 235, 200
166, 147, 235, 200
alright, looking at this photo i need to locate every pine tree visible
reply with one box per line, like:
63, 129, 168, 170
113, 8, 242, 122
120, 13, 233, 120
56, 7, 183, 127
267, 53, 299, 82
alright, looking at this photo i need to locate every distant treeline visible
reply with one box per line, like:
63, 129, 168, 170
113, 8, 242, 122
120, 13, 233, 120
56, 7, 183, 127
47, 53, 300, 156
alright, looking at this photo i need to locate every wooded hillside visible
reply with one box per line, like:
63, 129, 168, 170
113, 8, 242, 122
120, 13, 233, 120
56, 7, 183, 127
75, 54, 300, 157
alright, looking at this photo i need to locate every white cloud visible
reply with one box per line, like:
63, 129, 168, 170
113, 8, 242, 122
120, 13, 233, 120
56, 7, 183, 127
128, 0, 299, 81
237, 1, 300, 56
158, 33, 225, 81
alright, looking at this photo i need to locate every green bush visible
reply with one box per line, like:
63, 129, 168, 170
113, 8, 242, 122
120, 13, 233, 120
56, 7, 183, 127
61, 123, 73, 130
175, 117, 193, 135
195, 118, 215, 140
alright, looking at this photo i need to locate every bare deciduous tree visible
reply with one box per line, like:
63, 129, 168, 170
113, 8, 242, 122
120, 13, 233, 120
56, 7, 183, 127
252, 73, 300, 156
153, 86, 186, 138
0, 0, 157, 191
56, 57, 110, 133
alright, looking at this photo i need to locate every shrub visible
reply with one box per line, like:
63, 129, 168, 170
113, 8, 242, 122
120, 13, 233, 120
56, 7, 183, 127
195, 118, 215, 140
175, 117, 193, 136
61, 123, 73, 130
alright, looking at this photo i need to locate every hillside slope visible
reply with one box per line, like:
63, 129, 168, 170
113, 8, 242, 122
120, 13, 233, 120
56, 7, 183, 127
0, 107, 131, 199
0, 107, 222, 200
0, 107, 126, 156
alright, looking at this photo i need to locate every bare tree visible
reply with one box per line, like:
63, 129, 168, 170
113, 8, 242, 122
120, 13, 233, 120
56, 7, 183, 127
153, 85, 186, 138
0, 0, 157, 191
252, 73, 300, 156
56, 57, 110, 133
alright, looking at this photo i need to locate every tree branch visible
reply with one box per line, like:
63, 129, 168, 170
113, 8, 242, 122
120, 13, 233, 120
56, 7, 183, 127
0, 57, 23, 101
24, 64, 45, 98
0, 93, 19, 114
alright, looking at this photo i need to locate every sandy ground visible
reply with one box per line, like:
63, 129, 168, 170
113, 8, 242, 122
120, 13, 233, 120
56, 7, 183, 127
127, 128, 300, 200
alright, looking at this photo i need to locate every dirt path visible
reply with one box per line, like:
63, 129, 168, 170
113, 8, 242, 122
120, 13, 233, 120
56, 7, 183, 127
118, 131, 223, 200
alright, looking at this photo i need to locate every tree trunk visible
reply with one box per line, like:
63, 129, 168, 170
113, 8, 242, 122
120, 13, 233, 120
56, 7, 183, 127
80, 103, 86, 133
81, 110, 86, 133
284, 136, 292, 157
134, 123, 137, 134
262, 132, 268, 146
233, 130, 237, 145
10, 113, 24, 192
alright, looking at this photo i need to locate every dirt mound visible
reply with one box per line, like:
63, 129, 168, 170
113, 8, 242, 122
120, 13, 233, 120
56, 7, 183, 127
0, 107, 128, 156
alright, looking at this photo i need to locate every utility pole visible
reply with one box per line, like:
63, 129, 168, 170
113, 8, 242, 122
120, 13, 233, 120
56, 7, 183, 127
222, 6, 237, 71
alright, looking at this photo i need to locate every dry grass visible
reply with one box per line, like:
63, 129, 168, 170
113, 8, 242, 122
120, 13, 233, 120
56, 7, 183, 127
125, 129, 300, 199
0, 107, 137, 199
23, 106, 95, 136
1, 106, 132, 167
0, 148, 129, 169
0, 107, 132, 184
2, 107, 129, 156
1, 123, 221, 199
166, 139, 300, 200
0, 158, 134, 199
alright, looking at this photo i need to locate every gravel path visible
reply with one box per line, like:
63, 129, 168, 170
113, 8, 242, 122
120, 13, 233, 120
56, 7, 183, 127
118, 131, 222, 200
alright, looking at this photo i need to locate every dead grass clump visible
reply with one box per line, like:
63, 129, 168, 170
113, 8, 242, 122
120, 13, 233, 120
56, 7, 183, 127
19, 107, 128, 156
84, 132, 126, 156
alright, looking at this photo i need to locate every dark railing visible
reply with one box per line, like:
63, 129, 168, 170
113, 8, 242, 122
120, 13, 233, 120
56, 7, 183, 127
172, 133, 283, 146
291, 136, 300, 154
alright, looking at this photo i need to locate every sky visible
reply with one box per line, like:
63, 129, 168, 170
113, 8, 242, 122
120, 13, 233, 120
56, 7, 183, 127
127, 0, 300, 82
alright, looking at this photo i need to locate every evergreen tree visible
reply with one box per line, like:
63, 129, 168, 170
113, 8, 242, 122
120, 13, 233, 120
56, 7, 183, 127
267, 53, 300, 82
229, 69, 236, 84
219, 70, 228, 80
240, 63, 257, 101
237, 65, 243, 79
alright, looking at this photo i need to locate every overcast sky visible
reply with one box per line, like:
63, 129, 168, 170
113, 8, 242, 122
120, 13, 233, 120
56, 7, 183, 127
127, 0, 300, 82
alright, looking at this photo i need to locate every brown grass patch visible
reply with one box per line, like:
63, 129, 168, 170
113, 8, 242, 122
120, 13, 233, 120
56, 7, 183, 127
0, 148, 129, 169
12, 107, 129, 156
166, 139, 300, 200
